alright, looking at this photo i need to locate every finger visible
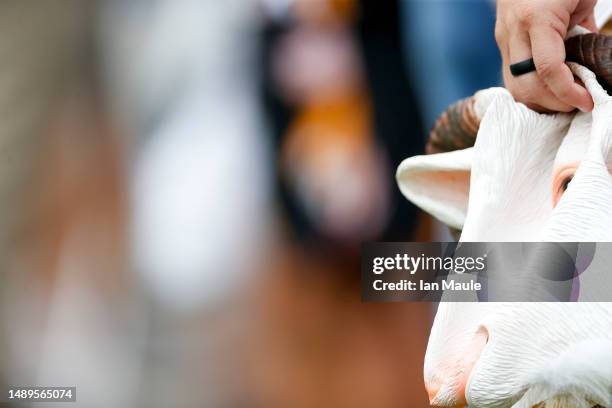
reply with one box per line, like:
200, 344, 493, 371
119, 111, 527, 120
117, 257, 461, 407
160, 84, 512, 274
570, 0, 598, 28
507, 26, 532, 63
506, 28, 574, 112
529, 25, 593, 112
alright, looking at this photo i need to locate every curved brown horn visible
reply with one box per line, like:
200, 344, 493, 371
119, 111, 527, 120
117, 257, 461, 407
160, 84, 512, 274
565, 33, 612, 94
427, 33, 612, 155
426, 95, 478, 154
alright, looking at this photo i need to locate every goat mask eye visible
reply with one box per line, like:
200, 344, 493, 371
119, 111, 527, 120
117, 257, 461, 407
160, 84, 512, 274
552, 165, 577, 208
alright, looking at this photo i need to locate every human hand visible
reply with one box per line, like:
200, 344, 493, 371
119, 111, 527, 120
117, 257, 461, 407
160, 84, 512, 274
495, 0, 597, 112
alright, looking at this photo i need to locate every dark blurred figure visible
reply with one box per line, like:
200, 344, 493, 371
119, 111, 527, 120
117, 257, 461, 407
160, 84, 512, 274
257, 4, 432, 406
262, 0, 425, 257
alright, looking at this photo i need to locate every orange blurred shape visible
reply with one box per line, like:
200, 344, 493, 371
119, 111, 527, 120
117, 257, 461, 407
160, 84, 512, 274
282, 90, 371, 165
293, 0, 359, 26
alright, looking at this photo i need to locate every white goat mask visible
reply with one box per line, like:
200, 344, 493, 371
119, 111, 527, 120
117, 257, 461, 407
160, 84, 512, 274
397, 65, 612, 408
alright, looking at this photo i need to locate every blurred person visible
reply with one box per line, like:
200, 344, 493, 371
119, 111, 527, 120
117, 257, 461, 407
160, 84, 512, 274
264, 0, 425, 251
99, 0, 272, 311
254, 4, 433, 407
98, 1, 273, 405
269, 0, 392, 247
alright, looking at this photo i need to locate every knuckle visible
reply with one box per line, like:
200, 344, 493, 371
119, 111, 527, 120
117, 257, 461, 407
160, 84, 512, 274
547, 18, 567, 36
535, 59, 557, 79
519, 6, 537, 28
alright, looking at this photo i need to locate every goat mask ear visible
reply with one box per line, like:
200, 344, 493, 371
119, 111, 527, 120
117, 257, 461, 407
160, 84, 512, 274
396, 148, 472, 230
395, 88, 505, 230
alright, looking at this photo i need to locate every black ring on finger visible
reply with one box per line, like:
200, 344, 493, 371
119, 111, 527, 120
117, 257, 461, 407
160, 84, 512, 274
509, 58, 536, 77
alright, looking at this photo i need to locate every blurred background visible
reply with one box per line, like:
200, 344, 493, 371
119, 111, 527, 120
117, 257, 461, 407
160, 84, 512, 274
0, 1, 499, 406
